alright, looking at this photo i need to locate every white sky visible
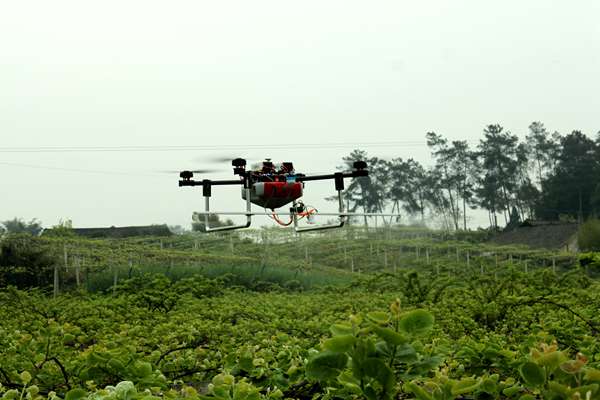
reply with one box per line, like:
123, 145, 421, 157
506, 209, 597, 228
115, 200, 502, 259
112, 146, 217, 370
1, 0, 599, 229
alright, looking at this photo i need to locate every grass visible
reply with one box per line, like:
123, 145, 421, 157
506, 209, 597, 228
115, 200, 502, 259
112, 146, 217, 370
7, 226, 579, 293
84, 259, 352, 292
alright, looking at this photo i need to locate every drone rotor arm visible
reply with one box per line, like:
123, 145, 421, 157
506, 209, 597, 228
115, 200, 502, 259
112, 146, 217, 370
179, 179, 243, 187
295, 169, 367, 182
296, 159, 368, 183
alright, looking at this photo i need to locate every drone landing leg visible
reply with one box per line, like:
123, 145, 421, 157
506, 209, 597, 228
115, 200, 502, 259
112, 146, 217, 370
203, 180, 252, 232
293, 173, 346, 233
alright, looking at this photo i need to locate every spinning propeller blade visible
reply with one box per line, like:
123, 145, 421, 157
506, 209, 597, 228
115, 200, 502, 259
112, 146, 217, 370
158, 168, 219, 174
195, 155, 249, 164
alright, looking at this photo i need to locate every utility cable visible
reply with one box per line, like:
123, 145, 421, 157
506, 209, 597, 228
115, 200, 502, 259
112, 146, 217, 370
0, 140, 461, 153
0, 161, 161, 177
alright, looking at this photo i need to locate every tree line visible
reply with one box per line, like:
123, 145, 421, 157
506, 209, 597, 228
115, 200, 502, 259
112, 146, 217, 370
339, 122, 600, 229
0, 218, 43, 236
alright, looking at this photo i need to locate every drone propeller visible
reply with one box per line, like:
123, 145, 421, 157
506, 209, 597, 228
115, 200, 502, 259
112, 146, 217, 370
158, 168, 219, 174
195, 155, 252, 164
208, 156, 237, 163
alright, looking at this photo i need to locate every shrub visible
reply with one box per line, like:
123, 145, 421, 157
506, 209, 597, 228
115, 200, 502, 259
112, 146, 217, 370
43, 219, 76, 237
0, 234, 55, 287
1, 218, 43, 236
578, 219, 600, 251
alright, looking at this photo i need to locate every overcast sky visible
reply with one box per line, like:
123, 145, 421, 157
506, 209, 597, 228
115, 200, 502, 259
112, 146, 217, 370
1, 0, 599, 229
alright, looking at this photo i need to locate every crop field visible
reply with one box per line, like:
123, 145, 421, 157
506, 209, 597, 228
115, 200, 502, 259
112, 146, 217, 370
4, 1, 600, 399
1, 228, 600, 400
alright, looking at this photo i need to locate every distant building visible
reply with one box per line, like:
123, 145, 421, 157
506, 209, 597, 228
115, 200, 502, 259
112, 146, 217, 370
43, 224, 173, 238
491, 220, 579, 252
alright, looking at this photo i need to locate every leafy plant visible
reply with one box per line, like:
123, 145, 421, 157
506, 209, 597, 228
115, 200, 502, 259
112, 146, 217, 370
305, 299, 436, 399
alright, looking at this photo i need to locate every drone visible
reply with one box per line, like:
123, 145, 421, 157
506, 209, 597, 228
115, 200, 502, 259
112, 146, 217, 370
178, 158, 398, 232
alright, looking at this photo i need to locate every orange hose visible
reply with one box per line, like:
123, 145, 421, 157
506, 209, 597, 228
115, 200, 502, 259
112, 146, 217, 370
272, 212, 293, 226
270, 207, 317, 226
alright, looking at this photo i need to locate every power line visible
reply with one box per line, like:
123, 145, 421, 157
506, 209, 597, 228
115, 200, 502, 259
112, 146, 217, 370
0, 161, 163, 177
0, 139, 479, 176
0, 140, 452, 153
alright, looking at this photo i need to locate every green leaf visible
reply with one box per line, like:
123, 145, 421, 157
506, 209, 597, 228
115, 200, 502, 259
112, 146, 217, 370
375, 341, 393, 357
108, 358, 125, 371
26, 386, 39, 397
2, 390, 20, 400
480, 377, 498, 394
518, 395, 536, 400
132, 361, 153, 378
115, 381, 137, 400
404, 382, 433, 400
519, 361, 546, 387
451, 377, 481, 395
337, 371, 361, 394
398, 309, 434, 335
573, 384, 599, 397
395, 343, 418, 362
585, 368, 600, 382
502, 386, 522, 396
19, 371, 32, 385
363, 358, 395, 393
547, 381, 572, 398
87, 352, 107, 366
323, 335, 356, 353
366, 311, 390, 325
410, 355, 443, 375
351, 339, 377, 381
537, 351, 566, 373
330, 323, 354, 336
63, 334, 76, 344
363, 386, 378, 400
239, 355, 253, 372
232, 381, 261, 400
65, 388, 88, 400
305, 351, 348, 381
374, 327, 407, 346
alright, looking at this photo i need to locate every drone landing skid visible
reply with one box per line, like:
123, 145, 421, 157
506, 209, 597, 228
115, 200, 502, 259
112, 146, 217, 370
194, 212, 403, 217
195, 204, 401, 234
196, 189, 346, 233
201, 187, 253, 232
291, 190, 345, 232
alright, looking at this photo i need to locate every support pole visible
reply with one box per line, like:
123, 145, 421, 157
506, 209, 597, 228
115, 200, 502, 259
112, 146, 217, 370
75, 256, 80, 288
53, 264, 59, 298
63, 243, 68, 271
113, 266, 118, 296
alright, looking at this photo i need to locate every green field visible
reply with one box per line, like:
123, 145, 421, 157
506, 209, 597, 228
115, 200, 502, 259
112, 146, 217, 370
1, 228, 600, 399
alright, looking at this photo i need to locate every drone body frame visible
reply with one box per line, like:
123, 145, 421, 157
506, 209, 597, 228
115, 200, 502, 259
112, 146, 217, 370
178, 158, 394, 232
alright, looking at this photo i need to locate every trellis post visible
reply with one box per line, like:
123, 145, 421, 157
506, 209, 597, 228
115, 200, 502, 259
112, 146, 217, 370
53, 264, 59, 298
